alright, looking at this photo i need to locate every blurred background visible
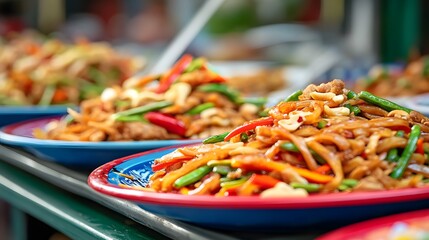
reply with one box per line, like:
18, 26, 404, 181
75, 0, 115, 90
0, 0, 424, 92
0, 0, 425, 87
0, 0, 422, 74
0, 0, 427, 238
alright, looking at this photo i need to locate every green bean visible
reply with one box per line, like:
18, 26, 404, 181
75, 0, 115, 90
88, 67, 107, 85
396, 130, 405, 137
198, 84, 240, 103
284, 90, 302, 102
38, 85, 55, 106
80, 83, 105, 100
240, 97, 267, 107
184, 58, 204, 73
220, 177, 249, 188
280, 142, 300, 152
114, 100, 130, 108
112, 101, 172, 120
115, 115, 147, 122
390, 125, 421, 179
290, 182, 321, 193
317, 120, 328, 129
203, 132, 229, 144
186, 103, 214, 115
173, 166, 212, 188
258, 108, 270, 117
213, 165, 232, 176
344, 103, 361, 115
207, 160, 232, 166
240, 133, 249, 143
385, 131, 405, 162
358, 91, 412, 113
341, 178, 358, 187
338, 184, 350, 191
346, 90, 357, 99
385, 149, 399, 162
220, 177, 230, 183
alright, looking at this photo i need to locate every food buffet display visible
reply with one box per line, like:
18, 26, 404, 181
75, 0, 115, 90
0, 34, 428, 238
87, 79, 429, 232
146, 79, 429, 196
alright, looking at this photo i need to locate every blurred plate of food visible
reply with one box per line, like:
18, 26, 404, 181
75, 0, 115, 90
0, 116, 201, 168
403, 93, 429, 117
0, 31, 145, 125
318, 209, 429, 240
0, 55, 267, 168
89, 79, 429, 230
210, 60, 286, 97
351, 57, 429, 108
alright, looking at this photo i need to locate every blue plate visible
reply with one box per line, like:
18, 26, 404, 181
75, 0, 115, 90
404, 93, 429, 116
0, 105, 70, 126
0, 117, 201, 168
88, 146, 429, 231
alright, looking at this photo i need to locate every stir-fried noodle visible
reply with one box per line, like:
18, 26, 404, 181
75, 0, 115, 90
147, 80, 429, 197
34, 55, 265, 141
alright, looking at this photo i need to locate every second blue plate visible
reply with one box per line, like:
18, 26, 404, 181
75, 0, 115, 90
0, 105, 70, 126
0, 116, 201, 168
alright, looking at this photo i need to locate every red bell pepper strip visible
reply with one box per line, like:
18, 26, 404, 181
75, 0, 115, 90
314, 164, 331, 175
155, 54, 193, 93
224, 117, 274, 141
290, 167, 334, 184
152, 155, 194, 171
231, 158, 334, 184
200, 64, 227, 83
52, 88, 68, 104
248, 173, 281, 189
145, 112, 187, 136
416, 138, 425, 155
207, 69, 227, 83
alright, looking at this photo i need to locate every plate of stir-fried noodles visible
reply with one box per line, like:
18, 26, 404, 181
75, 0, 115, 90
0, 55, 265, 167
318, 209, 429, 240
352, 57, 429, 115
89, 79, 429, 230
353, 57, 429, 97
0, 33, 144, 126
0, 116, 201, 168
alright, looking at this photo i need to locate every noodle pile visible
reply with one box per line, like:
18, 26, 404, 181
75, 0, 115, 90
147, 79, 429, 197
0, 32, 144, 106
34, 55, 265, 141
354, 57, 429, 97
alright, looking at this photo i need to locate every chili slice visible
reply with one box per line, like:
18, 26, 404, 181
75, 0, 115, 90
156, 54, 193, 93
224, 117, 274, 141
145, 112, 187, 136
152, 155, 194, 171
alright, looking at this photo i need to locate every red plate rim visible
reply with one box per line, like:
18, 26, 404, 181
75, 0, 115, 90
88, 145, 429, 209
317, 208, 429, 240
